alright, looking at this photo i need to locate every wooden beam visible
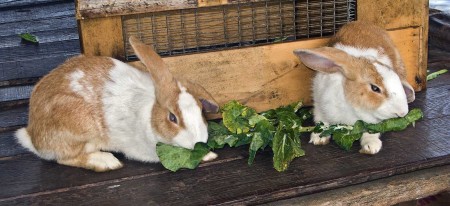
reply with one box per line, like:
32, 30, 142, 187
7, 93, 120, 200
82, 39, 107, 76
78, 16, 125, 60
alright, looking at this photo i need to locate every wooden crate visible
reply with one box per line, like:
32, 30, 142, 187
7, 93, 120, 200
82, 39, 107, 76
76, 0, 429, 114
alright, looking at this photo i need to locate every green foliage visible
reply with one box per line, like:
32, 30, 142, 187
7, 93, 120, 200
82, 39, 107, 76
156, 101, 423, 172
427, 69, 448, 81
156, 142, 210, 172
19, 33, 39, 43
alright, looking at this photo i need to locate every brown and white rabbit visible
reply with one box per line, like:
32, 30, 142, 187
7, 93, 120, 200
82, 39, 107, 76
293, 21, 415, 154
15, 36, 219, 172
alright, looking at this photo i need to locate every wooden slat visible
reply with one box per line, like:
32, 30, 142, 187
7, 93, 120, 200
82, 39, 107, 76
0, 15, 76, 37
0, 0, 70, 9
78, 16, 124, 59
0, 53, 78, 85
0, 39, 80, 64
0, 1, 74, 24
0, 106, 28, 129
0, 115, 449, 204
0, 131, 28, 157
0, 27, 78, 48
0, 85, 33, 102
76, 0, 276, 19
264, 165, 450, 206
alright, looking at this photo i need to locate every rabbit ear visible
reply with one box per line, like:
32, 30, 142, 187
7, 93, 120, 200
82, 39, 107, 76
293, 47, 357, 80
402, 80, 415, 103
180, 80, 219, 113
129, 36, 179, 106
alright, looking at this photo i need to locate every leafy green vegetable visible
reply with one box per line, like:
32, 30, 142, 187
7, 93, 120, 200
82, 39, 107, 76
304, 108, 424, 150
427, 69, 448, 81
156, 142, 210, 172
19, 33, 39, 43
272, 124, 305, 172
222, 100, 256, 134
157, 100, 423, 172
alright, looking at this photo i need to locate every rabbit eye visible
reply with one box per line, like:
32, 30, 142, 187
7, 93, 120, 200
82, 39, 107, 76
169, 112, 178, 124
370, 84, 381, 93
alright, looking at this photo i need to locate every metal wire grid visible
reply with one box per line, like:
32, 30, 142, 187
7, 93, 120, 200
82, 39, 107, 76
123, 0, 356, 59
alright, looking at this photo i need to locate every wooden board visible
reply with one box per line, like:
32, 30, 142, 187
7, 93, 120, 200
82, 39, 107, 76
76, 0, 289, 19
127, 27, 423, 113
78, 16, 124, 59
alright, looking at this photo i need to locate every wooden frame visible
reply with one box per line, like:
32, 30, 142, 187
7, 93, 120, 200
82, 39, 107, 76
76, 0, 429, 114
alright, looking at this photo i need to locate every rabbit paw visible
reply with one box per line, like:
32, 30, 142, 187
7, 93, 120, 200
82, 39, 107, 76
359, 133, 382, 155
202, 151, 218, 162
309, 132, 331, 145
87, 152, 123, 172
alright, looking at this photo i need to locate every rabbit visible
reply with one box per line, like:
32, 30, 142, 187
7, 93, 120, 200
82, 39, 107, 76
293, 21, 415, 154
15, 36, 220, 172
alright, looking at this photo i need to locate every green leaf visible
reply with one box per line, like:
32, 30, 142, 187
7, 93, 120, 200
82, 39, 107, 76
248, 119, 275, 165
272, 125, 305, 172
366, 108, 423, 133
248, 133, 264, 165
427, 69, 448, 81
156, 142, 210, 172
222, 100, 256, 134
332, 121, 365, 151
19, 33, 39, 43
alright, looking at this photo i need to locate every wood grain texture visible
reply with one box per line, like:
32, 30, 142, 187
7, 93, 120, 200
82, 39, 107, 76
76, 0, 278, 19
1, 115, 449, 205
76, 0, 197, 19
78, 16, 124, 59
263, 165, 450, 206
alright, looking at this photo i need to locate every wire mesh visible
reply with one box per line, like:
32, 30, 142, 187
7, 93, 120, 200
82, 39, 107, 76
123, 0, 356, 60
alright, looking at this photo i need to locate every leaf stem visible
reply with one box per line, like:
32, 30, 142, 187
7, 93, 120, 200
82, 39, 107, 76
299, 126, 315, 133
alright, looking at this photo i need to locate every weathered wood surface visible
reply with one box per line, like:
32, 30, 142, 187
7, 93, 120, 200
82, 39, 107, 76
76, 0, 288, 19
0, 0, 449, 205
264, 165, 450, 206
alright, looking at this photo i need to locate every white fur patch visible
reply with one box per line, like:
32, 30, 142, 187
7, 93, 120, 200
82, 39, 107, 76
86, 152, 123, 171
102, 59, 160, 162
373, 63, 409, 119
171, 83, 208, 149
68, 70, 94, 102
202, 151, 218, 162
15, 128, 56, 160
359, 133, 382, 154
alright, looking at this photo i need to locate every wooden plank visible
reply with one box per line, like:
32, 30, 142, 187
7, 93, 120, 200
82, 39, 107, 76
0, 115, 449, 204
264, 165, 450, 206
0, 53, 78, 84
0, 106, 28, 129
78, 16, 124, 59
76, 0, 272, 19
0, 146, 245, 199
128, 28, 422, 113
0, 1, 74, 24
0, 0, 70, 9
76, 0, 197, 19
357, 0, 428, 29
0, 131, 28, 157
0, 85, 33, 102
0, 27, 78, 48
0, 15, 76, 37
0, 39, 80, 64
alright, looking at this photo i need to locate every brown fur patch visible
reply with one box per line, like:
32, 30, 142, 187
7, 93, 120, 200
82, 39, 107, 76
151, 91, 186, 141
27, 55, 114, 167
344, 58, 388, 110
329, 21, 407, 80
